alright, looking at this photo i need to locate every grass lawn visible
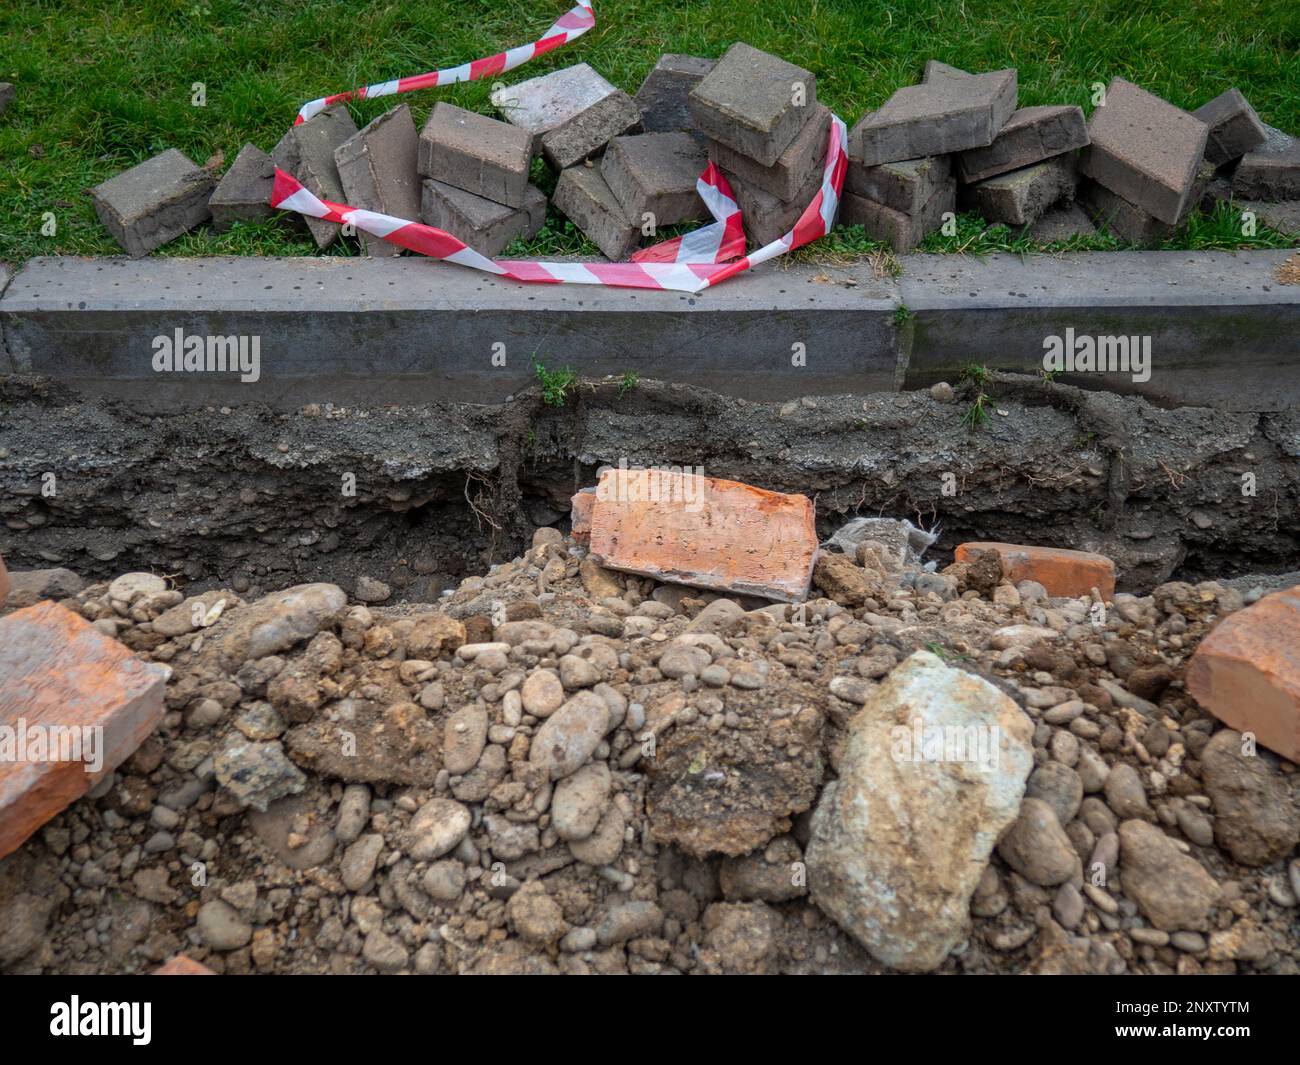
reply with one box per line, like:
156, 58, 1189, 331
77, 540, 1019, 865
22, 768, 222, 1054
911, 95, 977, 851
2, 0, 1298, 263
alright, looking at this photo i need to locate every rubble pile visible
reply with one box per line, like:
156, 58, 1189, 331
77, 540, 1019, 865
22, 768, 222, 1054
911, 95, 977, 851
1, 503, 1296, 976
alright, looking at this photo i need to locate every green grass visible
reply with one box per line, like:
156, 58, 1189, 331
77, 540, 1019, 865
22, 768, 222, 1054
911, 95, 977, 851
2, 0, 1298, 263
533, 356, 578, 406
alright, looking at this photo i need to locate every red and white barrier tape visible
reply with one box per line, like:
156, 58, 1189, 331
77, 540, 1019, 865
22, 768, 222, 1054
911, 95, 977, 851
273, 1, 846, 293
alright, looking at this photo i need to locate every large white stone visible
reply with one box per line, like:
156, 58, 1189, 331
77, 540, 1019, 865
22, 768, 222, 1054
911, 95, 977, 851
806, 649, 1033, 971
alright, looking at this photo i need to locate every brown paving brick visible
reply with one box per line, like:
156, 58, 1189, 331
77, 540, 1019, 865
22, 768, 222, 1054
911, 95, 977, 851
1187, 586, 1300, 763
0, 601, 169, 858
955, 541, 1115, 600
588, 469, 817, 602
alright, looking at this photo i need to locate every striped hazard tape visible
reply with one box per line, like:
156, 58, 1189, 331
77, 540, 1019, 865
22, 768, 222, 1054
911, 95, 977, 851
273, 1, 846, 292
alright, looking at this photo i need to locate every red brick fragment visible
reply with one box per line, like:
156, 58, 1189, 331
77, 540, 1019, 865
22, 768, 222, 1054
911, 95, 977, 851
955, 541, 1116, 600
1187, 586, 1300, 763
0, 601, 169, 858
588, 468, 817, 602
571, 489, 595, 544
153, 954, 217, 975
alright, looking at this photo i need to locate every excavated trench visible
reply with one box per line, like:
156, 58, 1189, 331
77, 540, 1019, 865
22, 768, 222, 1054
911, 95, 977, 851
1, 372, 1297, 598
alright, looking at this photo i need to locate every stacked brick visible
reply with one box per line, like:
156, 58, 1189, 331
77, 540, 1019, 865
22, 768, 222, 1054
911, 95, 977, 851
84, 41, 1300, 259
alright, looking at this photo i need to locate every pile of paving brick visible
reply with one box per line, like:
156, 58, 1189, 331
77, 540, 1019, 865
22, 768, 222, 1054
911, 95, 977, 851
845, 66, 1300, 249
87, 47, 1300, 260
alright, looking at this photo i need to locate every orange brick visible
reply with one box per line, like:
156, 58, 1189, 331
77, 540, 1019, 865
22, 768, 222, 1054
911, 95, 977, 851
1187, 586, 1300, 763
955, 541, 1116, 600
153, 954, 216, 975
571, 489, 595, 544
588, 468, 817, 602
0, 552, 10, 608
0, 601, 169, 859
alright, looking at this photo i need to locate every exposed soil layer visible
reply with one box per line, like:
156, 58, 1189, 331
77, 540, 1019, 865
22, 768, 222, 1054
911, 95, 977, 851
1, 372, 1297, 597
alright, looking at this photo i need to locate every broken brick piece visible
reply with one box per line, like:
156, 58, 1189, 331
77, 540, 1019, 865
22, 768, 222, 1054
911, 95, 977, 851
1186, 586, 1300, 763
954, 542, 1115, 600
153, 954, 216, 975
571, 489, 595, 544
588, 469, 817, 602
0, 601, 170, 859
208, 143, 276, 232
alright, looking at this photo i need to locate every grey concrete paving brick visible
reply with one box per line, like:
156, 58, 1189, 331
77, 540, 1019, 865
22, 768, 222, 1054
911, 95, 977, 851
1080, 157, 1216, 244
209, 143, 276, 232
899, 250, 1300, 412
922, 60, 970, 83
728, 154, 829, 248
635, 54, 715, 134
335, 104, 422, 257
541, 90, 642, 170
272, 106, 360, 249
0, 82, 14, 115
967, 154, 1078, 227
1193, 88, 1267, 167
1028, 201, 1098, 243
1078, 78, 1207, 225
0, 255, 902, 408
490, 63, 618, 155
846, 152, 953, 215
89, 148, 215, 258
851, 69, 1017, 166
552, 164, 641, 260
1232, 125, 1300, 201
958, 105, 1089, 183
688, 42, 818, 168
841, 183, 955, 252
1239, 199, 1300, 235
418, 102, 532, 208
420, 179, 546, 257
601, 132, 709, 227
1077, 181, 1176, 244
707, 103, 831, 202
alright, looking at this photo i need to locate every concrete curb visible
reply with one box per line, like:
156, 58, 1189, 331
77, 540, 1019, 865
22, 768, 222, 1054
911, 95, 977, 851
1, 250, 1296, 410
